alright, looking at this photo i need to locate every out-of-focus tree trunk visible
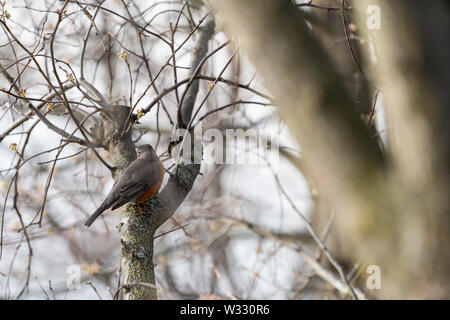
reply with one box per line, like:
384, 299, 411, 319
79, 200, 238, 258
351, 0, 450, 298
212, 0, 450, 298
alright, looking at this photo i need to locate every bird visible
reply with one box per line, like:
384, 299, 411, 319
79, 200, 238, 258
84, 144, 164, 227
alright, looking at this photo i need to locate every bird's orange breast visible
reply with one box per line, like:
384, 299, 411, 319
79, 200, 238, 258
136, 161, 164, 202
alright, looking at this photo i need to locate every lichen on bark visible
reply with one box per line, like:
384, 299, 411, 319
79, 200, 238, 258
118, 200, 158, 300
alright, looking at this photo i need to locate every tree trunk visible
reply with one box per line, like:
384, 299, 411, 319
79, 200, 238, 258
103, 15, 215, 300
212, 0, 450, 298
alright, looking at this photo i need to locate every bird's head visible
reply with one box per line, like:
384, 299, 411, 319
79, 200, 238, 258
136, 144, 157, 159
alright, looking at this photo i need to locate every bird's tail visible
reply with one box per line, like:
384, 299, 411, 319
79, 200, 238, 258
84, 201, 110, 227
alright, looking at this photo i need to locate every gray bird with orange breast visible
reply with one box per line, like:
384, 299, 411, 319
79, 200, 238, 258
84, 144, 164, 227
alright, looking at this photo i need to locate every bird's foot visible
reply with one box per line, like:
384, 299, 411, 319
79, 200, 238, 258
137, 202, 144, 216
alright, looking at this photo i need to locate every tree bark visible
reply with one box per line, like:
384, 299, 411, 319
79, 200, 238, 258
104, 15, 215, 300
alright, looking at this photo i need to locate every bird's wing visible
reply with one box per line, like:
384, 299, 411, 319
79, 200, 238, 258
108, 158, 162, 210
